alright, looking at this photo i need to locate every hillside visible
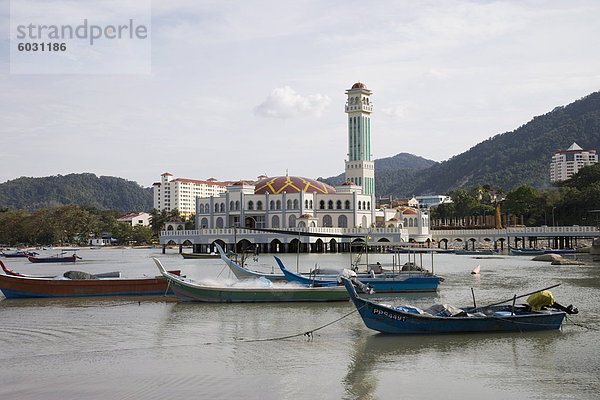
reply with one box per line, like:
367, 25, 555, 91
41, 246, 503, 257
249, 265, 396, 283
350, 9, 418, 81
323, 153, 437, 187
0, 173, 153, 212
326, 91, 600, 197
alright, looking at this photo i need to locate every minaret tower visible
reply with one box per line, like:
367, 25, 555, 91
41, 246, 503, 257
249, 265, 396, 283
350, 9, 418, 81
344, 82, 375, 195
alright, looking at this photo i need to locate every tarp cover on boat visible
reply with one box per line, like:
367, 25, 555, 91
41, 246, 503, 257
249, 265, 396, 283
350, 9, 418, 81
527, 290, 555, 310
63, 271, 99, 280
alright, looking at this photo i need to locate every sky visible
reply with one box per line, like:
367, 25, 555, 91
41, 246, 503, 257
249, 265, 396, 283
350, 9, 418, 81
1, 0, 600, 188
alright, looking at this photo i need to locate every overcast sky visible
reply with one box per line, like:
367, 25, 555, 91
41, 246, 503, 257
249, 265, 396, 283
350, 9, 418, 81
2, 0, 600, 187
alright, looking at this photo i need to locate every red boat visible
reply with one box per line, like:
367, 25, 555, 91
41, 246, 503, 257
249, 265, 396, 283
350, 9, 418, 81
27, 254, 80, 263
0, 260, 181, 299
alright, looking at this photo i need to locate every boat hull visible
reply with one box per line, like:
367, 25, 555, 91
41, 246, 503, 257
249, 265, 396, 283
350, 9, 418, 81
181, 253, 220, 259
341, 278, 565, 334
0, 273, 173, 299
27, 256, 77, 263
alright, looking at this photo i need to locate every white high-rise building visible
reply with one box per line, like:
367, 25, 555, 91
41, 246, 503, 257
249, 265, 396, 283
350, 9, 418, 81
344, 82, 375, 195
550, 142, 598, 182
153, 173, 231, 217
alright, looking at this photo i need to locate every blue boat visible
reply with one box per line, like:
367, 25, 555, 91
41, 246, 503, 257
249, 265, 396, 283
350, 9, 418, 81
275, 257, 440, 293
543, 249, 576, 255
455, 249, 497, 255
340, 277, 568, 334
509, 246, 544, 256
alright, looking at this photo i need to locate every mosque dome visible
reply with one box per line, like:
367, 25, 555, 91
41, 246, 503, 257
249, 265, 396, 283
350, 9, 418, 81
351, 82, 367, 89
397, 206, 418, 215
254, 176, 336, 194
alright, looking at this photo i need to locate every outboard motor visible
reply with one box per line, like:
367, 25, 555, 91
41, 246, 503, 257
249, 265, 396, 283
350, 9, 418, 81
337, 269, 374, 295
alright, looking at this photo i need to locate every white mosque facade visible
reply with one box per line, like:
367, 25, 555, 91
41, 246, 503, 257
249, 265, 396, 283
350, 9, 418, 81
160, 83, 430, 251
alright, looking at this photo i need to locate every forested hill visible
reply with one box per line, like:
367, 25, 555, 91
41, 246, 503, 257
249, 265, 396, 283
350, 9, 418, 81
411, 91, 600, 195
0, 173, 153, 212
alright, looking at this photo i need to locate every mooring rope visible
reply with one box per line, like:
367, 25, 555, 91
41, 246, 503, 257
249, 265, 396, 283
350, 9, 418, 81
235, 305, 364, 343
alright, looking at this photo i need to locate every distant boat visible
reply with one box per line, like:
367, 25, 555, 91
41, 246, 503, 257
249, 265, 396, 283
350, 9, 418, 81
181, 253, 220, 259
340, 277, 569, 334
27, 254, 81, 263
153, 257, 349, 303
387, 248, 456, 254
1, 250, 35, 258
275, 257, 441, 293
509, 246, 544, 256
455, 249, 496, 255
1, 261, 119, 278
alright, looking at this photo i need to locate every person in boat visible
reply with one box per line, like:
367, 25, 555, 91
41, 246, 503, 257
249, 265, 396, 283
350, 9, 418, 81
527, 290, 578, 314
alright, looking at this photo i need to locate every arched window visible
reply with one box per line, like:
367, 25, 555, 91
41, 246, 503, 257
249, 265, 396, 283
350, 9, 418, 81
287, 199, 292, 209
409, 218, 414, 227
336, 200, 342, 209
235, 201, 240, 210
201, 218, 208, 228
404, 218, 408, 226
362, 201, 366, 210
358, 202, 362, 210
345, 200, 351, 210
298, 221, 306, 228
220, 203, 225, 213
305, 200, 308, 208
323, 215, 333, 227
367, 202, 370, 210
309, 200, 313, 208
319, 200, 325, 209
276, 200, 281, 210
216, 217, 223, 228
167, 225, 174, 231
257, 201, 263, 210
270, 200, 275, 210
229, 201, 234, 210
289, 215, 296, 227
271, 215, 279, 228
199, 204, 205, 213
327, 200, 333, 209
338, 215, 348, 228
248, 201, 254, 210
293, 199, 298, 209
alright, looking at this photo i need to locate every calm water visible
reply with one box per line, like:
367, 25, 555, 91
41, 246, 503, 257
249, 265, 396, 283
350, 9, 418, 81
1, 248, 599, 399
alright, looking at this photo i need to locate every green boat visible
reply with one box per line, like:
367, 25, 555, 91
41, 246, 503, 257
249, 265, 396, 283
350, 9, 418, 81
152, 258, 349, 303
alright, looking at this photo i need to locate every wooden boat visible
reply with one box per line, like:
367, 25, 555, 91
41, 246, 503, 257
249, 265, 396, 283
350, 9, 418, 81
0, 262, 181, 299
1, 260, 119, 278
153, 257, 349, 303
340, 277, 568, 334
214, 244, 402, 282
181, 253, 221, 259
455, 249, 496, 255
1, 250, 35, 258
509, 246, 544, 256
27, 254, 80, 263
275, 257, 440, 293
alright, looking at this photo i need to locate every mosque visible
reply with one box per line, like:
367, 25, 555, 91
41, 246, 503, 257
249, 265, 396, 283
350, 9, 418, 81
162, 83, 430, 252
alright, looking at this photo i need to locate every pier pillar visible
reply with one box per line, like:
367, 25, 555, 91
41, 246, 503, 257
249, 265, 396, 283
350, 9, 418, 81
162, 244, 166, 254
179, 244, 182, 254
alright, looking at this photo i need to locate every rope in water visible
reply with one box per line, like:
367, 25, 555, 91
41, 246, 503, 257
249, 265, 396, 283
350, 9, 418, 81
236, 305, 364, 343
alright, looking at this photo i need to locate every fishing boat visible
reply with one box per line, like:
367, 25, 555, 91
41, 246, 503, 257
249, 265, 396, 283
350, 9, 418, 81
153, 257, 349, 303
340, 277, 573, 334
181, 253, 221, 259
1, 260, 119, 278
455, 249, 496, 255
1, 250, 35, 258
214, 244, 402, 282
275, 257, 440, 293
509, 246, 545, 256
27, 253, 80, 263
0, 262, 181, 299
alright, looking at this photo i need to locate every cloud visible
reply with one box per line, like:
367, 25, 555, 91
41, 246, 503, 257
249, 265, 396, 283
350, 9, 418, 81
254, 86, 331, 119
